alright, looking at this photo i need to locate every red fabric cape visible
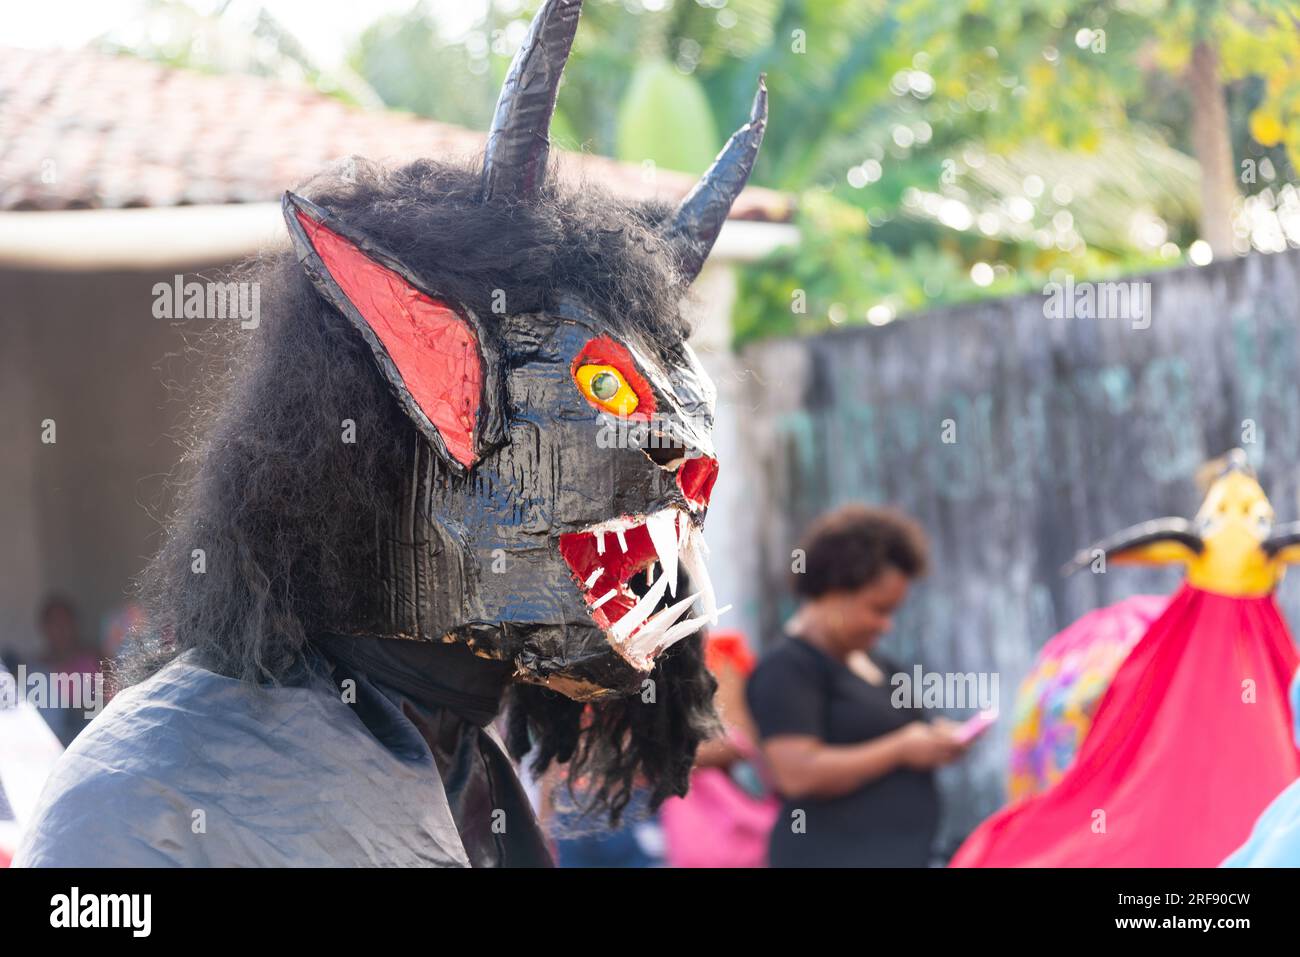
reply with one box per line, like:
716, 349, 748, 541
952, 584, 1300, 867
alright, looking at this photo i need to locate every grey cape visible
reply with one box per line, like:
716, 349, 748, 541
15, 641, 553, 867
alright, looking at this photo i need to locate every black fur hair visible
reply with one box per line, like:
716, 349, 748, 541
121, 157, 719, 824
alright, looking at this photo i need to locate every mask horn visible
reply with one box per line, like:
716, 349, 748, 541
1263, 522, 1300, 564
479, 0, 583, 203
1061, 517, 1203, 576
665, 75, 768, 284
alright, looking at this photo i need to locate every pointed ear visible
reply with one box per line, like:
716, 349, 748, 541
281, 191, 503, 470
1063, 517, 1203, 575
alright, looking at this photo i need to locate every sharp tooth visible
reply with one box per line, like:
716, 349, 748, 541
629, 582, 733, 657
652, 609, 723, 649
624, 591, 699, 652
628, 597, 732, 661
678, 524, 718, 624
648, 590, 698, 630
616, 528, 628, 553
595, 531, 606, 555
584, 566, 604, 589
610, 572, 671, 641
590, 589, 617, 610
645, 562, 655, 585
645, 510, 679, 597
630, 617, 697, 657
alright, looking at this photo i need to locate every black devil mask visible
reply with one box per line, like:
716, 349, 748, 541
281, 0, 766, 700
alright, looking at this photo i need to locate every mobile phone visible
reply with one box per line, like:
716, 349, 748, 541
955, 709, 997, 744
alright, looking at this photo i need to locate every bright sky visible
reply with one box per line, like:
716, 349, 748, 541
6, 0, 495, 67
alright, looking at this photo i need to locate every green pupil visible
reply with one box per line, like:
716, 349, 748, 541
591, 371, 619, 401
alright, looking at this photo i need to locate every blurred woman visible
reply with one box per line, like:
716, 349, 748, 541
746, 505, 970, 867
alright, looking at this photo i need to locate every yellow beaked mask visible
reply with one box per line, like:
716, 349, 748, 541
1065, 450, 1300, 599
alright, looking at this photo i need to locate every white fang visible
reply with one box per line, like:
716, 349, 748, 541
610, 572, 672, 642
678, 523, 719, 625
625, 591, 702, 657
646, 510, 680, 598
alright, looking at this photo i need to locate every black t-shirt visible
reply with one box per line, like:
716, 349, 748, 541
745, 636, 939, 867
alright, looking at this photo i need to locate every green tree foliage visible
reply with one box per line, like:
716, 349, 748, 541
615, 59, 719, 173
111, 1, 1300, 346
348, 8, 499, 130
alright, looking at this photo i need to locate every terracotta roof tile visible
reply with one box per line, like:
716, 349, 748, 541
0, 46, 790, 221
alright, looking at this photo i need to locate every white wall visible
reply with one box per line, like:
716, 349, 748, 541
684, 263, 762, 646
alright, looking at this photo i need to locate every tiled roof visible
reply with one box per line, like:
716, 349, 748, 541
0, 46, 790, 220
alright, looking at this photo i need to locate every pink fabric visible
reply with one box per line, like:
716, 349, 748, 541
660, 732, 779, 868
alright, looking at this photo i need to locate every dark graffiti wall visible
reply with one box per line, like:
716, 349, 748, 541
738, 249, 1300, 849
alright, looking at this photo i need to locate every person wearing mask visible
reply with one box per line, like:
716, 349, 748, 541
746, 504, 970, 867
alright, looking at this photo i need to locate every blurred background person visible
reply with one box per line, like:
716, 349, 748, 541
747, 505, 970, 867
32, 595, 100, 747
660, 629, 780, 868
540, 765, 666, 868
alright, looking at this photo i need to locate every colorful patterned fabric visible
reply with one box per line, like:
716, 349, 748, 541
1007, 594, 1171, 800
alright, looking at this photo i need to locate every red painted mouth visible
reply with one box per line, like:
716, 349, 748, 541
557, 508, 726, 667
677, 455, 718, 509
558, 520, 658, 631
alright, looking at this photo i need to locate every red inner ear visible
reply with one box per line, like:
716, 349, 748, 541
297, 210, 481, 467
571, 336, 657, 419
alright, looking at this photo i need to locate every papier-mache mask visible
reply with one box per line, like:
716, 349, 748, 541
281, 0, 766, 700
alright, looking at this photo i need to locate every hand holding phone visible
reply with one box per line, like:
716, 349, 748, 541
954, 709, 998, 745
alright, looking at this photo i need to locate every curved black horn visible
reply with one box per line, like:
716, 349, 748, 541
1060, 517, 1203, 577
666, 75, 768, 283
479, 0, 583, 202
1263, 521, 1300, 557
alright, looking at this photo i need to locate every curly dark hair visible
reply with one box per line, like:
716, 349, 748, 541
120, 156, 719, 826
792, 504, 929, 599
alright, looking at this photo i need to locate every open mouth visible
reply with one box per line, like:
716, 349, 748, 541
558, 508, 729, 669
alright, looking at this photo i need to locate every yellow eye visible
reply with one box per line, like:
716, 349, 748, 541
575, 364, 639, 416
